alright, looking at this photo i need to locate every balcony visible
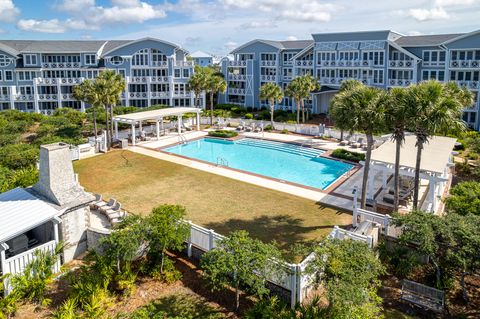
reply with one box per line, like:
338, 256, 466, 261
260, 75, 277, 82
295, 60, 313, 67
39, 109, 57, 115
260, 60, 277, 67
151, 61, 168, 67
450, 60, 480, 68
457, 80, 480, 90
0, 95, 11, 101
14, 94, 34, 101
150, 92, 169, 98
320, 77, 341, 85
37, 94, 58, 101
42, 62, 81, 69
127, 76, 169, 83
388, 79, 413, 87
228, 88, 246, 95
128, 92, 149, 99
173, 92, 192, 98
389, 60, 414, 68
228, 74, 247, 81
229, 61, 247, 67
175, 61, 194, 67
60, 94, 75, 100
34, 78, 84, 85
282, 75, 293, 81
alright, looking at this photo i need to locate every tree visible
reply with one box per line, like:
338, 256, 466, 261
206, 73, 227, 126
298, 75, 320, 123
96, 70, 125, 150
308, 239, 385, 318
73, 79, 102, 140
444, 181, 480, 216
285, 75, 320, 124
200, 230, 282, 312
385, 87, 412, 211
188, 66, 210, 110
407, 80, 472, 209
329, 79, 362, 140
259, 82, 283, 129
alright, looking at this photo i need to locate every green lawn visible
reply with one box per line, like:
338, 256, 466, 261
74, 150, 352, 259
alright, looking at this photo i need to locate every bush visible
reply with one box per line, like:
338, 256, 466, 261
208, 130, 238, 138
0, 144, 39, 170
263, 124, 273, 131
331, 148, 365, 163
454, 143, 465, 151
244, 113, 253, 119
445, 181, 480, 216
281, 129, 289, 134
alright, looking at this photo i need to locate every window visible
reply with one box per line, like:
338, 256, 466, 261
86, 70, 98, 79
110, 56, 123, 65
4, 71, 13, 81
151, 49, 167, 65
17, 71, 35, 81
174, 69, 181, 78
183, 69, 189, 78
373, 70, 384, 84
0, 71, 2, 81
132, 49, 149, 66
0, 55, 12, 67
422, 70, 445, 81
85, 54, 96, 65
422, 50, 446, 66
0, 87, 8, 95
24, 54, 37, 66
19, 86, 33, 95
117, 69, 126, 78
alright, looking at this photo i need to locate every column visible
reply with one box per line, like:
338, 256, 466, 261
161, 117, 164, 132
1, 242, 9, 296
177, 115, 182, 134
156, 120, 160, 140
367, 168, 376, 200
429, 178, 436, 213
114, 121, 119, 139
382, 170, 388, 188
139, 120, 142, 132
131, 124, 136, 146
196, 112, 200, 130
53, 219, 60, 242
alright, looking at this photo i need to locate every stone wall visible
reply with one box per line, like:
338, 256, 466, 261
60, 206, 89, 262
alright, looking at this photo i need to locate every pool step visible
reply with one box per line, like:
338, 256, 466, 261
236, 139, 323, 158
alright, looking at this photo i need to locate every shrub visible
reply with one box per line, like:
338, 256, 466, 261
281, 129, 289, 134
0, 144, 39, 170
208, 130, 238, 138
445, 181, 480, 216
263, 124, 273, 131
0, 165, 39, 192
331, 148, 365, 163
244, 113, 253, 119
454, 143, 465, 151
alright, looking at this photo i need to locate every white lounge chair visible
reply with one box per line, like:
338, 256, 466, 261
352, 138, 364, 148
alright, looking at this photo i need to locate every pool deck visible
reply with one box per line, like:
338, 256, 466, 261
128, 131, 364, 211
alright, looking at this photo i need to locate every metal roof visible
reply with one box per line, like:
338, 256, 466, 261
231, 39, 312, 53
0, 188, 60, 243
113, 107, 201, 123
0, 40, 107, 53
395, 34, 464, 47
189, 50, 213, 58
280, 40, 314, 50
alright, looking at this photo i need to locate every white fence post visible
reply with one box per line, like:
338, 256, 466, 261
208, 229, 215, 250
290, 264, 297, 307
187, 220, 193, 257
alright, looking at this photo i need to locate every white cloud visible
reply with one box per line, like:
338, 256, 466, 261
224, 41, 237, 51
434, 0, 476, 6
407, 30, 423, 36
0, 0, 20, 23
55, 0, 95, 12
286, 36, 298, 41
408, 7, 450, 21
240, 21, 277, 29
17, 19, 66, 33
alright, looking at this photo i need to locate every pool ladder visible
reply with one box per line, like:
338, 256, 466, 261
178, 134, 187, 144
216, 157, 229, 167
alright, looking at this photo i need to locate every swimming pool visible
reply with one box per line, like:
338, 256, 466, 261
163, 138, 353, 190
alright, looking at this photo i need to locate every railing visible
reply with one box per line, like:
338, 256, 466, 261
150, 92, 169, 98
129, 92, 149, 99
260, 75, 277, 82
328, 226, 376, 248
401, 279, 444, 312
37, 94, 59, 100
260, 60, 277, 67
282, 75, 293, 81
229, 61, 247, 67
175, 61, 194, 67
389, 60, 414, 68
42, 62, 81, 68
39, 109, 57, 115
0, 95, 10, 101
3, 240, 59, 276
151, 61, 168, 67
228, 74, 247, 81
388, 79, 413, 87
61, 94, 75, 100
295, 60, 313, 67
457, 80, 480, 90
35, 78, 84, 85
450, 60, 480, 68
14, 94, 34, 101
173, 92, 192, 98
228, 88, 246, 95
320, 77, 341, 85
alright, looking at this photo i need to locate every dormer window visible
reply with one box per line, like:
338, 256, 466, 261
24, 54, 37, 66
85, 54, 96, 65
110, 56, 123, 65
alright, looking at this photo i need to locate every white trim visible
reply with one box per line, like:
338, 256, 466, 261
230, 39, 282, 54
102, 37, 185, 57
291, 43, 314, 61
388, 41, 421, 60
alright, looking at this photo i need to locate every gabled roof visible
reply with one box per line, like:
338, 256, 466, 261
101, 37, 186, 56
280, 40, 314, 50
189, 50, 212, 58
292, 43, 314, 60
0, 188, 60, 243
0, 40, 107, 54
230, 39, 312, 54
394, 33, 464, 47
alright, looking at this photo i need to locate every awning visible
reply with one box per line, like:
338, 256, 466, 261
113, 107, 201, 124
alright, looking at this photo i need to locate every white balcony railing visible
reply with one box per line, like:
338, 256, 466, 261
34, 78, 84, 85
457, 80, 480, 90
228, 74, 247, 81
388, 79, 413, 87
175, 61, 194, 67
260, 60, 277, 67
295, 60, 313, 67
127, 76, 169, 83
151, 61, 168, 67
60, 94, 75, 100
0, 95, 11, 101
450, 60, 480, 68
260, 75, 277, 82
229, 61, 247, 67
173, 92, 192, 98
320, 77, 341, 85
129, 92, 149, 99
39, 109, 57, 115
42, 62, 81, 69
150, 92, 169, 98
37, 94, 59, 100
282, 75, 293, 81
3, 240, 59, 277
14, 94, 35, 101
388, 60, 414, 68
228, 88, 246, 95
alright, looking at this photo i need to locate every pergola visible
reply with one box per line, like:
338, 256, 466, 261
368, 135, 456, 213
112, 107, 202, 146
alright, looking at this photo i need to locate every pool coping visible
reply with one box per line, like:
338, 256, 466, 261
142, 135, 361, 196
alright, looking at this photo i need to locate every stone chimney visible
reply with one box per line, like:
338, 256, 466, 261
32, 142, 93, 207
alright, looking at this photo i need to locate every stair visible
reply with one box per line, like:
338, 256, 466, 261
236, 139, 324, 158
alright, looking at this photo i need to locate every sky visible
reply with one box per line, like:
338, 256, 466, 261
0, 0, 479, 55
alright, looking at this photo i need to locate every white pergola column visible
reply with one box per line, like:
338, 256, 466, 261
429, 177, 437, 213
177, 115, 182, 134
196, 112, 200, 130
131, 123, 136, 146
52, 216, 61, 243
156, 120, 160, 140
161, 117, 164, 132
367, 168, 376, 200
1, 242, 9, 296
114, 121, 119, 139
139, 120, 142, 132
381, 170, 388, 188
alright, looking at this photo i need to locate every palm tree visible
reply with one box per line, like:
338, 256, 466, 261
206, 73, 227, 126
385, 87, 412, 211
188, 66, 210, 111
298, 75, 320, 123
285, 79, 303, 124
285, 75, 320, 124
330, 80, 387, 209
96, 70, 125, 150
259, 82, 283, 129
408, 80, 472, 209
73, 79, 101, 140
329, 79, 362, 140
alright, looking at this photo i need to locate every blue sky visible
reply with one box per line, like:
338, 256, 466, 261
1, 0, 480, 54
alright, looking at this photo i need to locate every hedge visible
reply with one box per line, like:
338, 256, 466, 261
331, 148, 365, 163
207, 130, 238, 138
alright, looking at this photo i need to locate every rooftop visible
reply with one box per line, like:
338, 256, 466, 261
394, 33, 465, 47
113, 107, 201, 123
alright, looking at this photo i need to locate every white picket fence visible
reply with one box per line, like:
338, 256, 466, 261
185, 221, 318, 305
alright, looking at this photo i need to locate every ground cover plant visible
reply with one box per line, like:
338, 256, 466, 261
208, 130, 238, 138
331, 148, 365, 163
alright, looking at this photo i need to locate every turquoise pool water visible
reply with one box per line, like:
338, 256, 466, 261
163, 138, 353, 190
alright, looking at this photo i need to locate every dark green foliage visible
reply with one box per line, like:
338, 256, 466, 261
207, 130, 238, 138
244, 113, 253, 119
244, 296, 290, 319
0, 165, 38, 192
0, 144, 38, 170
445, 181, 480, 216
377, 240, 420, 278
331, 148, 365, 163
263, 124, 273, 131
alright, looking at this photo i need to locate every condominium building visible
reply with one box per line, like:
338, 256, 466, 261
220, 30, 480, 130
0, 38, 200, 115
